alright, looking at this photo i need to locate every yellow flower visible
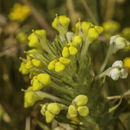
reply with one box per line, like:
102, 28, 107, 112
48, 59, 57, 70
52, 15, 70, 33
28, 29, 46, 48
9, 3, 30, 22
75, 21, 92, 33
62, 47, 70, 58
81, 22, 93, 33
19, 62, 29, 75
74, 95, 88, 106
68, 105, 77, 118
55, 62, 65, 72
32, 77, 43, 91
31, 59, 41, 67
32, 73, 51, 91
47, 103, 61, 115
59, 57, 70, 65
25, 60, 33, 69
103, 20, 120, 34
37, 73, 51, 86
88, 28, 99, 41
41, 103, 62, 123
45, 110, 54, 123
95, 26, 104, 34
69, 46, 78, 55
40, 104, 47, 116
77, 106, 89, 117
72, 35, 82, 46
124, 57, 130, 69
24, 87, 42, 108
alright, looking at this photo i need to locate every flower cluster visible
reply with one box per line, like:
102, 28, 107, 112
19, 15, 129, 128
40, 103, 62, 123
67, 95, 89, 119
9, 3, 30, 22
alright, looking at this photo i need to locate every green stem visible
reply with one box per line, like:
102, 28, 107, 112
51, 82, 73, 96
34, 91, 70, 105
95, 68, 111, 80
99, 45, 112, 73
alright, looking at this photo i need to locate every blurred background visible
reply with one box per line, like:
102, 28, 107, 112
0, 0, 130, 130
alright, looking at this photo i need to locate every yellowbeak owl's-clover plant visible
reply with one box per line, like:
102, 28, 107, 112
19, 15, 130, 129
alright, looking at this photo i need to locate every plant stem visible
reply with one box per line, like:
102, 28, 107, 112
99, 45, 112, 73
81, 0, 98, 25
95, 68, 111, 80
106, 90, 130, 100
34, 91, 70, 105
51, 82, 73, 96
21, 0, 55, 39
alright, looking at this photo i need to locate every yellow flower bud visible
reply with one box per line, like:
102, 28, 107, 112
55, 62, 65, 72
31, 59, 41, 67
77, 106, 89, 117
45, 110, 54, 123
124, 57, 130, 69
47, 103, 61, 115
59, 57, 70, 65
24, 88, 42, 108
88, 28, 99, 41
62, 47, 70, 58
72, 35, 82, 46
95, 26, 104, 34
52, 15, 70, 32
37, 73, 51, 86
69, 46, 78, 55
74, 95, 88, 106
48, 59, 57, 70
68, 105, 77, 118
